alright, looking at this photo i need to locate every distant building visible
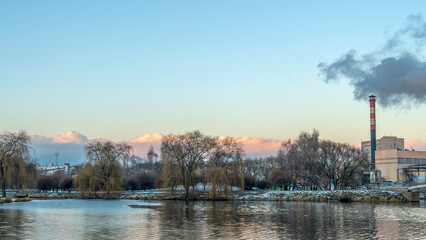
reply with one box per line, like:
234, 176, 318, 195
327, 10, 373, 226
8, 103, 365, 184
361, 136, 426, 182
38, 163, 71, 175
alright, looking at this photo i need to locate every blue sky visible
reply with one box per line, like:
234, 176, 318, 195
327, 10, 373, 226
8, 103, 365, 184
1, 1, 426, 152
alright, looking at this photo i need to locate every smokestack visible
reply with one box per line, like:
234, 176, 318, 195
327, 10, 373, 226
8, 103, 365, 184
369, 95, 376, 169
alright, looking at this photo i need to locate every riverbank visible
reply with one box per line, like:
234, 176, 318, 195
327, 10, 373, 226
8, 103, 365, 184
4, 189, 412, 203
0, 196, 31, 204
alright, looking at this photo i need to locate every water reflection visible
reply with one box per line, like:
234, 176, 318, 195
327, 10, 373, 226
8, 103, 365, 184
0, 200, 424, 239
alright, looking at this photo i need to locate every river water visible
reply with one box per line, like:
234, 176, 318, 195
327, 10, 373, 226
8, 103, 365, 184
0, 199, 425, 239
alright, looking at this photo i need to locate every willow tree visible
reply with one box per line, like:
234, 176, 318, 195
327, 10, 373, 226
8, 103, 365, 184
0, 131, 32, 197
207, 137, 245, 198
74, 164, 96, 193
83, 141, 131, 195
161, 130, 216, 200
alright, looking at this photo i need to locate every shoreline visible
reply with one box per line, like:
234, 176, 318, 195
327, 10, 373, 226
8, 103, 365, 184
2, 189, 415, 203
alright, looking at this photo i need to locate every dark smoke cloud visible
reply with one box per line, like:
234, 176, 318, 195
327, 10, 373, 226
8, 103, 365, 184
318, 14, 426, 108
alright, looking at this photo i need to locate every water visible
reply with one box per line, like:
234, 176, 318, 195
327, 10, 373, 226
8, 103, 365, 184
0, 199, 425, 239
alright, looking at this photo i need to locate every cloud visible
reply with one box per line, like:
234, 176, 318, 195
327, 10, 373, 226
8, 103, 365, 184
28, 130, 426, 167
52, 131, 89, 144
227, 136, 284, 157
30, 131, 90, 165
128, 132, 163, 157
128, 133, 284, 158
129, 132, 163, 143
30, 131, 284, 165
30, 135, 51, 144
318, 14, 426, 108
405, 140, 426, 151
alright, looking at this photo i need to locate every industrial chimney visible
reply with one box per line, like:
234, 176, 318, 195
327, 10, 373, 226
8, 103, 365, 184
369, 95, 376, 169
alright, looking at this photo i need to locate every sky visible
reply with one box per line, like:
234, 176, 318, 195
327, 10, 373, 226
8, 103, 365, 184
1, 1, 426, 165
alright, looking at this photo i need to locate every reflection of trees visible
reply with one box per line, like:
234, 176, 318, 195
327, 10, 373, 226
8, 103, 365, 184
0, 209, 36, 239
268, 202, 379, 239
155, 201, 383, 239
1, 201, 423, 239
156, 201, 203, 239
208, 201, 242, 238
263, 203, 351, 238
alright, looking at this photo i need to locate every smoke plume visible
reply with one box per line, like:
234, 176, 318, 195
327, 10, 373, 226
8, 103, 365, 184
318, 14, 426, 108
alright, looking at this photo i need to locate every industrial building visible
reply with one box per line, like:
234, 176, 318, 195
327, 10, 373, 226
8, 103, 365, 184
363, 95, 425, 182
376, 149, 426, 181
362, 137, 426, 181
361, 136, 404, 160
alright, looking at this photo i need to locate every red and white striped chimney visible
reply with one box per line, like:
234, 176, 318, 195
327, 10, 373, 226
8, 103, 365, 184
369, 95, 376, 169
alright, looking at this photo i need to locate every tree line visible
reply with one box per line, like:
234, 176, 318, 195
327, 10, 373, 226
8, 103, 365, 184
246, 130, 369, 191
0, 130, 369, 199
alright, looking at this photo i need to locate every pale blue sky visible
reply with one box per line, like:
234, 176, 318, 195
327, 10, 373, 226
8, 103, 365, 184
1, 1, 426, 146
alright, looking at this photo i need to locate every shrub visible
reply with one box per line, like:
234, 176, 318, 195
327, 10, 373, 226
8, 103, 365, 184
123, 176, 139, 190
59, 177, 74, 192
37, 175, 56, 192
138, 173, 155, 190
123, 173, 155, 191
244, 175, 256, 190
257, 180, 270, 190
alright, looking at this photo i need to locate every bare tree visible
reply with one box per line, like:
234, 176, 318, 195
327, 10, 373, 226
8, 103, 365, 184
83, 141, 131, 195
161, 130, 216, 200
274, 130, 367, 191
0, 131, 32, 197
316, 140, 369, 190
277, 140, 301, 190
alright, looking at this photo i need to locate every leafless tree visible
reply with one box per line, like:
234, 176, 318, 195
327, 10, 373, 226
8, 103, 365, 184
274, 130, 367, 190
316, 140, 368, 190
161, 130, 217, 200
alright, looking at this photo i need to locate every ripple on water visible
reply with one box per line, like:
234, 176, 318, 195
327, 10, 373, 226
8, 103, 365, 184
0, 200, 425, 239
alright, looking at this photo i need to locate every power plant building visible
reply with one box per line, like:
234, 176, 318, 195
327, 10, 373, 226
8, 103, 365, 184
362, 136, 426, 182
361, 136, 404, 160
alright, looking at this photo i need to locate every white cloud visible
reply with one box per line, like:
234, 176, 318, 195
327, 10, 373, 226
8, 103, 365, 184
52, 131, 89, 144
129, 132, 163, 143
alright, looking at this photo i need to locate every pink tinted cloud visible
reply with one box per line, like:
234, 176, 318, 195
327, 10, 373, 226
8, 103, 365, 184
220, 135, 283, 157
128, 132, 163, 157
127, 133, 283, 157
405, 140, 426, 151
31, 131, 284, 163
